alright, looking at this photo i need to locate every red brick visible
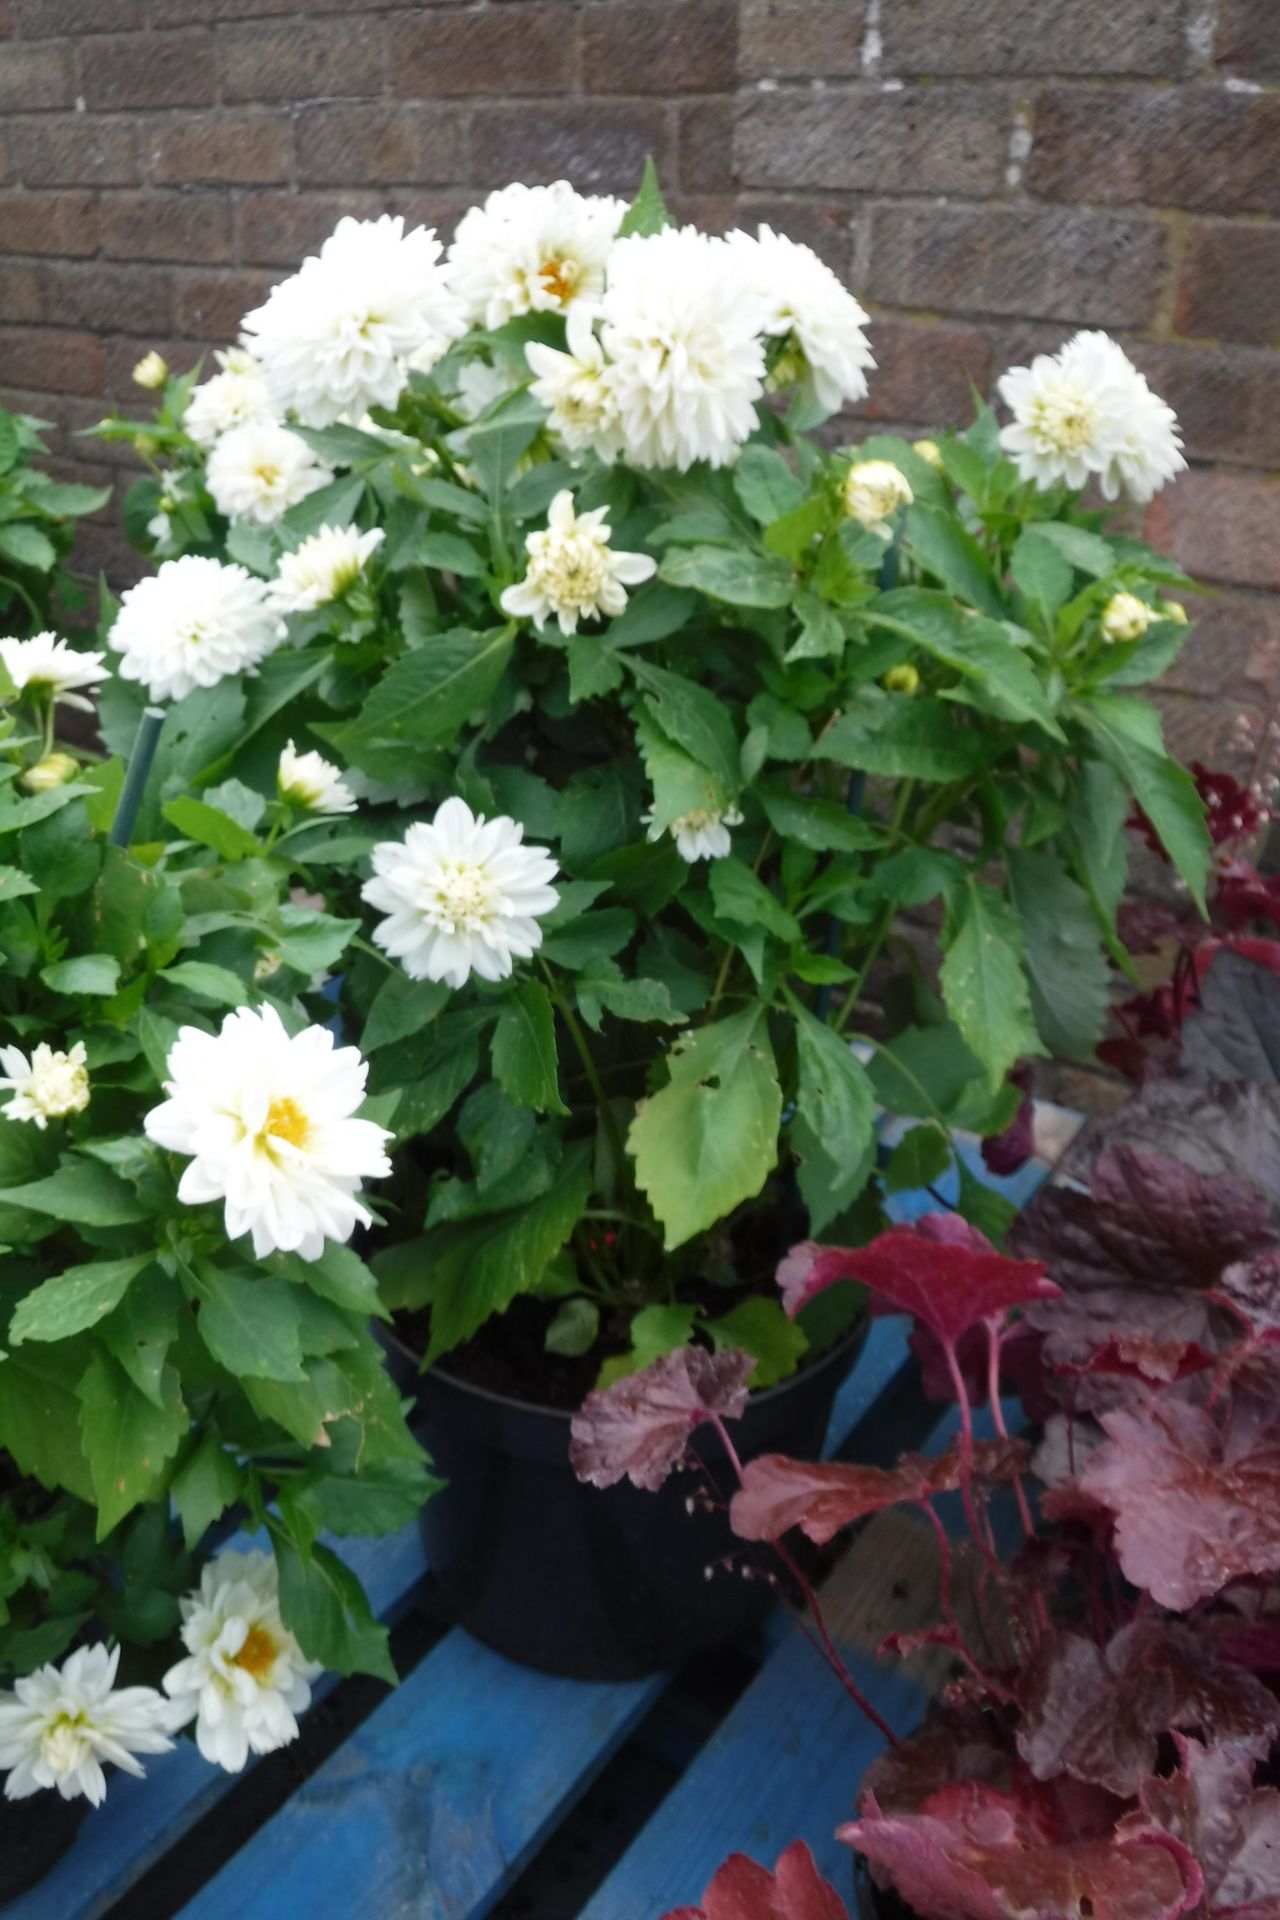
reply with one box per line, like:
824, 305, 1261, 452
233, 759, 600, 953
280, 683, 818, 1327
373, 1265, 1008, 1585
11, 115, 139, 187
218, 20, 386, 103
865, 204, 1170, 328
469, 101, 671, 192
679, 98, 735, 194
15, 0, 146, 29
844, 318, 994, 430
144, 113, 293, 187
734, 89, 1008, 197
0, 326, 104, 397
40, 261, 175, 336
1146, 471, 1280, 593
582, 2, 736, 93
390, 5, 573, 97
0, 2, 15, 32
0, 128, 10, 186
882, 0, 1189, 75
1130, 343, 1280, 471
0, 192, 98, 257
0, 264, 43, 324
737, 197, 854, 277
236, 189, 385, 267
100, 192, 235, 265
1216, 0, 1280, 79
296, 103, 470, 186
1175, 221, 1280, 349
81, 31, 217, 110
0, 43, 75, 112
174, 268, 275, 340
1028, 87, 1280, 216
1161, 593, 1280, 710
740, 0, 864, 79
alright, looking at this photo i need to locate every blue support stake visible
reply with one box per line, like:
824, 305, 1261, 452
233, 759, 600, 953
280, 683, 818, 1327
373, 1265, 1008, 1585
108, 706, 166, 849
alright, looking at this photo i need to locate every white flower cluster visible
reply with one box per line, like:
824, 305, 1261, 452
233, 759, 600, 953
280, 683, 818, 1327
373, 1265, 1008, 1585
997, 331, 1185, 503
0, 632, 109, 712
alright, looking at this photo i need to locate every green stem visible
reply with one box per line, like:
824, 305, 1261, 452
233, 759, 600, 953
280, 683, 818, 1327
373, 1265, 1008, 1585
539, 955, 630, 1187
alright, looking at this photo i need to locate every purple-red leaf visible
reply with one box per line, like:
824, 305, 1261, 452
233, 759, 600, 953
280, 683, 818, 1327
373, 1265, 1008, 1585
730, 1439, 1030, 1545
1128, 1735, 1280, 1918
1081, 1395, 1280, 1608
981, 1067, 1035, 1178
661, 1840, 848, 1920
569, 1346, 754, 1492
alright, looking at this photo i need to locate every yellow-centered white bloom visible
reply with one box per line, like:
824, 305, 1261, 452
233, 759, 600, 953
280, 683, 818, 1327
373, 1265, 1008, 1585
363, 797, 560, 991
1101, 590, 1154, 645
21, 752, 79, 794
110, 555, 279, 704
500, 489, 656, 637
600, 226, 766, 471
163, 1550, 322, 1775
645, 804, 745, 865
842, 459, 914, 537
0, 1041, 90, 1129
526, 304, 622, 459
143, 1003, 391, 1262
267, 524, 384, 616
0, 631, 108, 711
184, 348, 277, 452
207, 421, 329, 528
446, 180, 626, 329
0, 1644, 173, 1806
132, 351, 167, 390
998, 331, 1184, 502
278, 739, 357, 815
241, 215, 467, 427
728, 225, 875, 417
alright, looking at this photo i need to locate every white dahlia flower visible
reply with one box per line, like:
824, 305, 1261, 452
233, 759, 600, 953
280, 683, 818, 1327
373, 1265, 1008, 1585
728, 225, 875, 417
526, 304, 622, 458
184, 348, 277, 452
842, 459, 914, 538
600, 226, 766, 471
241, 214, 467, 427
500, 488, 656, 637
645, 804, 744, 864
163, 1550, 322, 1775
143, 1003, 391, 1262
1101, 590, 1154, 645
0, 1040, 90, 1129
0, 1644, 173, 1806
0, 631, 108, 711
110, 556, 279, 705
206, 421, 330, 528
446, 179, 626, 329
997, 331, 1184, 502
278, 739, 357, 815
267, 524, 384, 616
363, 797, 560, 990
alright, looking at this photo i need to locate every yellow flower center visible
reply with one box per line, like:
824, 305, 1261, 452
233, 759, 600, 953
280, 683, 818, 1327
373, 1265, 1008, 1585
232, 1623, 279, 1682
539, 256, 580, 305
528, 527, 611, 612
42, 1712, 91, 1775
253, 463, 282, 490
1033, 391, 1101, 454
431, 862, 495, 933
263, 1096, 310, 1151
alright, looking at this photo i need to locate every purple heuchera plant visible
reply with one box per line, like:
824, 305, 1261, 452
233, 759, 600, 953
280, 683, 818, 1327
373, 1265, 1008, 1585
574, 1063, 1280, 1920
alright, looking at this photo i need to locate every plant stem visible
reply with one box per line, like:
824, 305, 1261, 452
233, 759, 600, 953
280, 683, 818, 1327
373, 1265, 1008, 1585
539, 955, 631, 1187
944, 1340, 1000, 1571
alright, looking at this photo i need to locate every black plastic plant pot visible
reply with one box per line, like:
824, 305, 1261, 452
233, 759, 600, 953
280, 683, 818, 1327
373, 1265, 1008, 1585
401, 1322, 868, 1681
0, 1789, 88, 1906
852, 1855, 916, 1919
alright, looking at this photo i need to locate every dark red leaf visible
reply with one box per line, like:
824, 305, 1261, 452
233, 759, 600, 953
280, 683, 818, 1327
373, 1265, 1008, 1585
1128, 1735, 1280, 1917
730, 1439, 1029, 1545
569, 1346, 753, 1492
660, 1840, 848, 1920
801, 1223, 1057, 1349
1181, 948, 1280, 1084
981, 1067, 1035, 1178
1081, 1395, 1280, 1608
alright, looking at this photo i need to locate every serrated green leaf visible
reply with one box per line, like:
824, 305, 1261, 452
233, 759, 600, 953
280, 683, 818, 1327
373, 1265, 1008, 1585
163, 795, 260, 862
545, 1297, 599, 1358
883, 1122, 952, 1196
940, 880, 1045, 1091
10, 1254, 153, 1345
362, 971, 449, 1052
616, 155, 675, 239
318, 626, 513, 771
1032, 521, 1115, 578
40, 953, 119, 997
78, 1352, 186, 1537
709, 857, 801, 941
159, 961, 249, 1007
1075, 694, 1209, 911
705, 1297, 808, 1388
0, 1159, 151, 1226
0, 1345, 93, 1501
1007, 847, 1111, 1060
757, 787, 883, 854
171, 1433, 243, 1551
790, 1002, 877, 1233
596, 1303, 697, 1388
198, 1269, 306, 1381
271, 1532, 395, 1683
902, 502, 1003, 617
1010, 527, 1073, 619
733, 445, 806, 526
659, 543, 794, 609
491, 979, 565, 1114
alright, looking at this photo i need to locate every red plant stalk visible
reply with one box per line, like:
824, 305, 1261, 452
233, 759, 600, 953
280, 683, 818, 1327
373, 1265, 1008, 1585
943, 1341, 1000, 1571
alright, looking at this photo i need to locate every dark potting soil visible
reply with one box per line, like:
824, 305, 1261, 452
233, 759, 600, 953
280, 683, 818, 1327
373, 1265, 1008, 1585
399, 1291, 648, 1409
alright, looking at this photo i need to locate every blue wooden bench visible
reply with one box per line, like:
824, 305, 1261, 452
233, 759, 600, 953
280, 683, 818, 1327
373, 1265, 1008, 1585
14, 1105, 1082, 1920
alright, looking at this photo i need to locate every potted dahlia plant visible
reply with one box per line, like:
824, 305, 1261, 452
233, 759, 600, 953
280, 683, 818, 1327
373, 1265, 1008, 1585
575, 994, 1280, 1916
96, 165, 1205, 1674
0, 626, 430, 1883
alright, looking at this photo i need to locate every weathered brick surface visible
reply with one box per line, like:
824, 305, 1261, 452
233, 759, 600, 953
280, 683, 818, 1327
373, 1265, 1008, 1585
390, 7, 573, 98
81, 31, 217, 111
10, 116, 139, 188
99, 192, 234, 265
1029, 88, 1280, 216
174, 268, 275, 341
468, 102, 672, 191
735, 89, 1009, 196
1, 191, 98, 256
0, 42, 74, 111
739, 0, 864, 79
1217, 0, 1280, 79
144, 113, 294, 187
1147, 473, 1280, 594
582, 2, 738, 94
0, 325, 103, 396
218, 22, 386, 104
295, 104, 469, 187
880, 0, 1192, 76
1175, 222, 1280, 349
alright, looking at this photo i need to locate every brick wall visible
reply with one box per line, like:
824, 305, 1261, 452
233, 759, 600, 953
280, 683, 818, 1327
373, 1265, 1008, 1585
0, 0, 1277, 773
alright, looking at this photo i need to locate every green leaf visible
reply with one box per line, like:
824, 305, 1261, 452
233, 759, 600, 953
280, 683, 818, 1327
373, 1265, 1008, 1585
0, 1159, 151, 1226
574, 960, 685, 1031
940, 880, 1045, 1091
278, 1242, 387, 1320
272, 1533, 395, 1683
171, 1434, 243, 1551
1066, 759, 1130, 932
883, 1123, 952, 1196
790, 1002, 877, 1233
820, 698, 989, 782
491, 979, 566, 1114
733, 445, 806, 526
463, 393, 544, 500
956, 1158, 1018, 1246
605, 583, 697, 650
419, 529, 486, 577
272, 906, 358, 978
10, 1254, 153, 1345
629, 1009, 782, 1250
709, 857, 801, 941
198, 1269, 306, 1381
1075, 694, 1209, 910
40, 953, 119, 997
1032, 521, 1115, 578
629, 657, 741, 793
659, 543, 794, 609
291, 422, 393, 468
1007, 847, 1112, 1060
1010, 528, 1073, 619
787, 591, 846, 663
0, 783, 93, 836
634, 706, 731, 833
596, 1302, 697, 1388
319, 627, 514, 769
0, 523, 56, 573
567, 632, 625, 702
705, 1297, 808, 1389
99, 1274, 180, 1408
0, 865, 38, 903
545, 1297, 599, 1358
869, 590, 1063, 739
163, 796, 260, 862
757, 787, 883, 854
363, 971, 449, 1052
902, 503, 1003, 617
78, 1352, 186, 1538
278, 472, 366, 543
159, 961, 249, 1007
0, 1346, 93, 1500
616, 154, 674, 238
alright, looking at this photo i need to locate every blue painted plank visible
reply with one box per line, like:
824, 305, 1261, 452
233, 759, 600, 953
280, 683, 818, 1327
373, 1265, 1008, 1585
10, 1525, 427, 1920
175, 1634, 666, 1920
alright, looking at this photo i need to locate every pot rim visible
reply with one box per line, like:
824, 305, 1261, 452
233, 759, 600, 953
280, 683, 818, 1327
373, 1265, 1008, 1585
386, 1312, 869, 1426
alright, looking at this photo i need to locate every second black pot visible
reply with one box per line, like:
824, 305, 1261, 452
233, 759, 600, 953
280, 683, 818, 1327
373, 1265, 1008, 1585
399, 1323, 867, 1680
0, 1790, 88, 1907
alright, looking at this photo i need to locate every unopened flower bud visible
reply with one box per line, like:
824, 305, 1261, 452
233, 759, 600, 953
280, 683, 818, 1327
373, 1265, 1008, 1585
842, 459, 914, 539
883, 664, 920, 695
911, 438, 944, 470
1161, 599, 1189, 626
132, 352, 168, 391
1100, 591, 1153, 646
21, 752, 79, 793
133, 436, 159, 461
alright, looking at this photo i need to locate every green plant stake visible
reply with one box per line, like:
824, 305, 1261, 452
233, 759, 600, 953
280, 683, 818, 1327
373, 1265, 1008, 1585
108, 705, 165, 847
